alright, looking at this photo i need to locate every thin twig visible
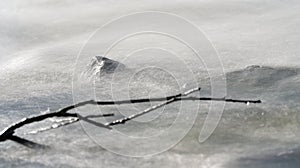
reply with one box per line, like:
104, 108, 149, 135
106, 87, 201, 126
26, 113, 115, 135
175, 97, 262, 104
26, 118, 80, 135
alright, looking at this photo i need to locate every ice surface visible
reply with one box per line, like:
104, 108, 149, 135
0, 0, 300, 167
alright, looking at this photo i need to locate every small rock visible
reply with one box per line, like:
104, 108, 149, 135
85, 56, 126, 77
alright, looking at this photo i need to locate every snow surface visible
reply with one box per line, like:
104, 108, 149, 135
0, 0, 300, 167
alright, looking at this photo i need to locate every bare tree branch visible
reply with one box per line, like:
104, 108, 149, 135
0, 87, 261, 148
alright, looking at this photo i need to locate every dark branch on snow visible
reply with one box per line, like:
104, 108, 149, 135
0, 87, 261, 148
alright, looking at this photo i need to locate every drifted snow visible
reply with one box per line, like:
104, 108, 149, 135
85, 56, 126, 78
0, 0, 300, 168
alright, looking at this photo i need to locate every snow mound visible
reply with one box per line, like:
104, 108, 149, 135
226, 65, 300, 105
227, 65, 300, 87
85, 56, 126, 77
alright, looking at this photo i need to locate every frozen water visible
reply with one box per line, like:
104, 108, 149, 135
0, 0, 300, 167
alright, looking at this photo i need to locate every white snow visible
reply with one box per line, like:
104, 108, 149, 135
0, 0, 299, 167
